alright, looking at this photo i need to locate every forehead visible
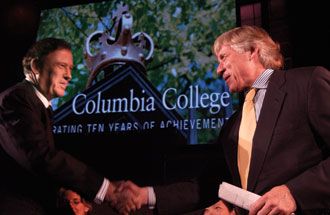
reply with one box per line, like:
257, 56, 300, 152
45, 49, 73, 63
65, 190, 80, 200
217, 45, 235, 57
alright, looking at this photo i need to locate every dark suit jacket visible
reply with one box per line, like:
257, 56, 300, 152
0, 80, 104, 215
154, 66, 330, 215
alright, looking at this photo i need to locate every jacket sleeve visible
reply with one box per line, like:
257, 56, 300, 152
154, 144, 231, 215
0, 87, 104, 201
286, 66, 330, 209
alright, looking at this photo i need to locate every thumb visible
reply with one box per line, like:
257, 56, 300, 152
123, 180, 140, 196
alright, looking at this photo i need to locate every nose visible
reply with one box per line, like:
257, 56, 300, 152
64, 68, 72, 81
69, 202, 77, 212
217, 62, 225, 76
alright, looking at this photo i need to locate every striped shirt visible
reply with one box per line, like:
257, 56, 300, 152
250, 68, 274, 121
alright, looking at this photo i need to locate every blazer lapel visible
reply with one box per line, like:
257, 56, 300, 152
247, 70, 286, 191
221, 106, 242, 186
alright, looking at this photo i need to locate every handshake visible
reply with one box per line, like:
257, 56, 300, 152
105, 180, 149, 214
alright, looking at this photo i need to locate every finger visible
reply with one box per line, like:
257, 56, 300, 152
268, 206, 294, 215
135, 200, 142, 210
123, 190, 138, 210
268, 208, 281, 215
115, 181, 127, 192
117, 199, 136, 214
117, 204, 129, 215
124, 203, 135, 214
249, 199, 265, 215
128, 198, 138, 211
114, 199, 129, 214
254, 202, 272, 215
130, 193, 141, 210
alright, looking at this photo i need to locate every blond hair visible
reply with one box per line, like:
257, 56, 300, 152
213, 26, 283, 70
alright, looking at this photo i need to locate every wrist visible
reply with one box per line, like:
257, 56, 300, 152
105, 181, 116, 202
141, 187, 149, 206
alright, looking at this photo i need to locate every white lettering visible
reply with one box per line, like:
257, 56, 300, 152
162, 85, 231, 114
72, 89, 155, 115
72, 94, 86, 115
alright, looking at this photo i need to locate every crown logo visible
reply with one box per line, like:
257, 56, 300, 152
84, 3, 154, 87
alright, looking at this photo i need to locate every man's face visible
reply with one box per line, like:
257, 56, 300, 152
216, 45, 255, 92
38, 48, 73, 100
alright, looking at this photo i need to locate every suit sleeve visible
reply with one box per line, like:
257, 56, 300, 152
0, 89, 104, 201
153, 144, 232, 215
286, 66, 330, 209
154, 179, 202, 215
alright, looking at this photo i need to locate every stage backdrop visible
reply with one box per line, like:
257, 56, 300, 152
37, 0, 237, 145
36, 0, 237, 184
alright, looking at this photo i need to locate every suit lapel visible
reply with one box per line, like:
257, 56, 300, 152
23, 81, 54, 144
221, 106, 242, 186
247, 70, 286, 191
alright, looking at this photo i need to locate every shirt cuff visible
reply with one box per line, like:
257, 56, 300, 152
147, 186, 156, 209
94, 178, 110, 205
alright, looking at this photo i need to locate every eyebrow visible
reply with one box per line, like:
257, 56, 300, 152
55, 62, 74, 70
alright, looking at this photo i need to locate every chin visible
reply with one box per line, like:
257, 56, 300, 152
55, 91, 65, 98
228, 87, 236, 93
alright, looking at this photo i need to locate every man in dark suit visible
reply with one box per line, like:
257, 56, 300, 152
111, 26, 330, 215
0, 38, 132, 215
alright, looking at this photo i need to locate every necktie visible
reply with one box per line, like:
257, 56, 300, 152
238, 88, 257, 190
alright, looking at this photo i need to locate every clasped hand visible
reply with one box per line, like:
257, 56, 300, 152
105, 180, 148, 215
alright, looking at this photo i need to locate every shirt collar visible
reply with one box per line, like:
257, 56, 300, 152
252, 68, 274, 89
26, 78, 51, 108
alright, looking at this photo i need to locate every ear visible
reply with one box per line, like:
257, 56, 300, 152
30, 58, 40, 75
249, 47, 259, 61
84, 201, 92, 214
84, 206, 90, 213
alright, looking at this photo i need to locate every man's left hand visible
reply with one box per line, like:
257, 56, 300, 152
249, 185, 296, 215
